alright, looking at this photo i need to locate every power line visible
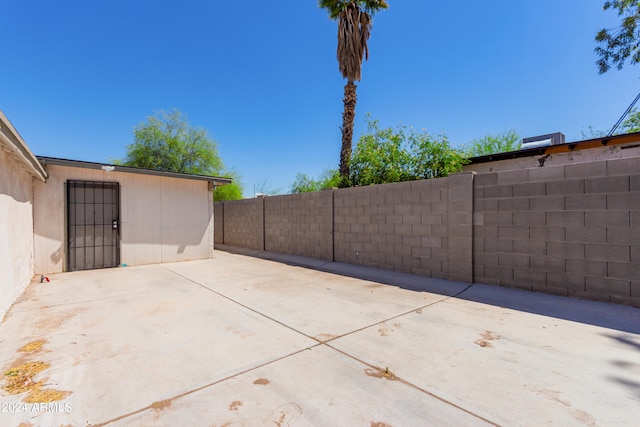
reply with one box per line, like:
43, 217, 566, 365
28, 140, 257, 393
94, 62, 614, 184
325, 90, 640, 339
608, 91, 640, 137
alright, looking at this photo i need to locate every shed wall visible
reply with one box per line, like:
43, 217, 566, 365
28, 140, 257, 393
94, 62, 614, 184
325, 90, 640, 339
33, 165, 213, 273
0, 148, 35, 319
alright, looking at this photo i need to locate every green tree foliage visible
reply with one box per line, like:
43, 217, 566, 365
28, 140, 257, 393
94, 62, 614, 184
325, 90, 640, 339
595, 0, 640, 73
319, 0, 389, 186
581, 108, 640, 138
466, 130, 521, 157
621, 108, 640, 132
580, 126, 608, 139
121, 109, 243, 200
349, 117, 467, 186
214, 169, 244, 201
125, 109, 221, 174
290, 169, 340, 193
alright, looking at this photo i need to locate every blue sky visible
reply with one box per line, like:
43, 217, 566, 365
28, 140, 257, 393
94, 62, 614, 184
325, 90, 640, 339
1, 0, 637, 195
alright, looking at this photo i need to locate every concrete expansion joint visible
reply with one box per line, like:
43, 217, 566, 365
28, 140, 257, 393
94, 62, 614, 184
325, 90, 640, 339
324, 343, 501, 427
329, 283, 476, 345
90, 344, 321, 427
154, 265, 492, 426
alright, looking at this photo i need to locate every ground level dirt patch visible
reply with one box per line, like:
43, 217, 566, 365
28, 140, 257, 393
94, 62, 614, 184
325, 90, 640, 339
3, 362, 50, 394
4, 340, 72, 403
3, 360, 71, 403
18, 339, 47, 354
24, 387, 70, 403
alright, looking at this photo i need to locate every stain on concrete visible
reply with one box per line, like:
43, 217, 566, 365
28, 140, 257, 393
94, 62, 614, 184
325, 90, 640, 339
263, 402, 302, 426
2, 359, 69, 403
3, 340, 71, 403
315, 333, 337, 342
140, 302, 176, 316
151, 399, 172, 411
378, 327, 390, 337
536, 388, 596, 426
364, 367, 397, 381
379, 323, 401, 337
227, 326, 252, 339
34, 308, 85, 330
371, 422, 394, 427
24, 388, 71, 403
572, 409, 596, 426
415, 309, 423, 314
253, 378, 270, 385
18, 339, 47, 354
474, 330, 501, 348
229, 400, 243, 411
537, 389, 570, 407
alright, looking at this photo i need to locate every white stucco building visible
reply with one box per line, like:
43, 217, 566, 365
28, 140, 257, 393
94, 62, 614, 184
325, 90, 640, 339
0, 110, 231, 319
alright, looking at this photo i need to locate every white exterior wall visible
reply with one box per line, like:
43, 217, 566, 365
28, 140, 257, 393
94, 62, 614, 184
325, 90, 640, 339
33, 165, 214, 273
0, 148, 36, 319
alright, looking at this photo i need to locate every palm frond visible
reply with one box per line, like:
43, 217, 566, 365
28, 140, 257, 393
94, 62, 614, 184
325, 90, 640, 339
336, 3, 372, 81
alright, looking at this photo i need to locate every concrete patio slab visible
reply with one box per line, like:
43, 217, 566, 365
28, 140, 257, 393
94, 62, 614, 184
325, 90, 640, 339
113, 345, 487, 427
330, 295, 637, 426
0, 262, 315, 426
165, 256, 461, 340
0, 248, 638, 426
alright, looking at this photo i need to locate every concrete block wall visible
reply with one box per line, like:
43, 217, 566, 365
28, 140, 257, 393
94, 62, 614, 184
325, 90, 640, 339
219, 198, 264, 250
333, 178, 453, 279
264, 190, 333, 260
474, 158, 640, 306
213, 202, 224, 245
214, 160, 639, 307
214, 174, 475, 284
447, 172, 475, 283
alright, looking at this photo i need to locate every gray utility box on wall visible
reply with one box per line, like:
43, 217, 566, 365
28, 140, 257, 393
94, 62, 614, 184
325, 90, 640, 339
521, 132, 565, 150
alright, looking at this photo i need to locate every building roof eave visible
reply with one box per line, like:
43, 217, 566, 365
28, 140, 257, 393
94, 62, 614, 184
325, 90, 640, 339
0, 111, 48, 181
37, 156, 233, 186
468, 131, 640, 164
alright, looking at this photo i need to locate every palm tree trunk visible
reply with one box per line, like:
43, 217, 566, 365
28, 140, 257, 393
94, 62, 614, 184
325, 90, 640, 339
339, 80, 357, 185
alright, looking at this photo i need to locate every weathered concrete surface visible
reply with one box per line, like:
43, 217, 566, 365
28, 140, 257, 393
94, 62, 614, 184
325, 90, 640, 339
0, 146, 37, 321
0, 248, 638, 426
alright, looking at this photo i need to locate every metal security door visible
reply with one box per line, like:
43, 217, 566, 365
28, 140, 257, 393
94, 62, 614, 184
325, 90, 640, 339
67, 181, 120, 271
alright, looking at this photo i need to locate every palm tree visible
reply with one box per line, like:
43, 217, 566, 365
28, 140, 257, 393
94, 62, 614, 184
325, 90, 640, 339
319, 0, 388, 186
